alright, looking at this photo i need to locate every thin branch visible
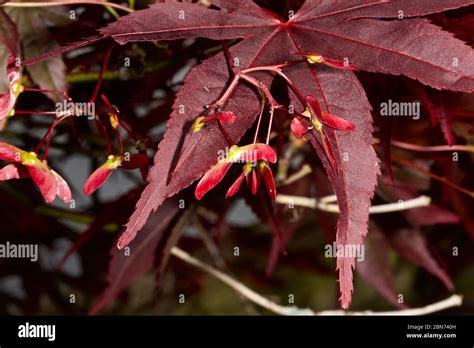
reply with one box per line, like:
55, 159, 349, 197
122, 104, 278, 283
391, 153, 474, 198
389, 139, 474, 153
1, 1, 134, 13
281, 164, 312, 186
193, 217, 258, 315
171, 246, 313, 315
318, 294, 463, 316
171, 246, 463, 316
275, 194, 431, 214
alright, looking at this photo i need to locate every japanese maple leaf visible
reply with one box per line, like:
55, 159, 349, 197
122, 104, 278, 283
86, 0, 474, 308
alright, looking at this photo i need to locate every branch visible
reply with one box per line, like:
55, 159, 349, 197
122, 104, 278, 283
318, 294, 463, 316
171, 247, 313, 315
1, 1, 134, 13
390, 139, 474, 153
171, 247, 462, 316
275, 194, 431, 214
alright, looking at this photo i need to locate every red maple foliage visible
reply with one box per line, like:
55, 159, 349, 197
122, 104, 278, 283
0, 0, 473, 314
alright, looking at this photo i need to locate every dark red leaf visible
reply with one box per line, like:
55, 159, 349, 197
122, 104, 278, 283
357, 223, 408, 309
0, 9, 18, 57
90, 0, 474, 307
121, 153, 149, 170
387, 228, 454, 290
89, 198, 181, 314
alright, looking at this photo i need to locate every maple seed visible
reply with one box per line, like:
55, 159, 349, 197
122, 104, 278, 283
191, 111, 237, 133
0, 142, 71, 204
191, 116, 206, 133
289, 97, 355, 173
0, 57, 23, 129
84, 153, 149, 195
83, 155, 122, 195
225, 160, 275, 199
304, 53, 355, 70
195, 144, 276, 200
109, 113, 119, 129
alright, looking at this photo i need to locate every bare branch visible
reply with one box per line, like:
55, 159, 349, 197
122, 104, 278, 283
318, 294, 463, 316
1, 1, 134, 13
275, 194, 431, 214
171, 246, 462, 316
171, 247, 313, 315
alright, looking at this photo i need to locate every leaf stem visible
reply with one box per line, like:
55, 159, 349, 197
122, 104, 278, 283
253, 93, 266, 143
391, 153, 474, 198
23, 87, 72, 102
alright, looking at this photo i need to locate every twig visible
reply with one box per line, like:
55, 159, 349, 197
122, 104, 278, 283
170, 247, 463, 316
390, 140, 474, 153
1, 0, 134, 13
193, 217, 258, 314
275, 194, 431, 214
281, 164, 312, 186
171, 246, 313, 315
391, 153, 474, 198
317, 294, 463, 316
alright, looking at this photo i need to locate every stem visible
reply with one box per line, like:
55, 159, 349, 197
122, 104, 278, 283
216, 120, 233, 146
96, 118, 113, 155
193, 217, 258, 314
23, 87, 72, 102
1, 1, 134, 13
13, 110, 59, 116
275, 69, 306, 105
390, 139, 474, 153
242, 62, 306, 105
240, 61, 299, 75
89, 45, 113, 103
220, 40, 236, 76
170, 246, 312, 315
253, 93, 266, 143
117, 119, 135, 139
104, 4, 120, 18
210, 75, 240, 110
391, 153, 474, 198
281, 163, 312, 186
38, 115, 69, 159
275, 194, 431, 214
171, 246, 463, 316
266, 105, 275, 145
117, 127, 124, 155
239, 74, 280, 110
